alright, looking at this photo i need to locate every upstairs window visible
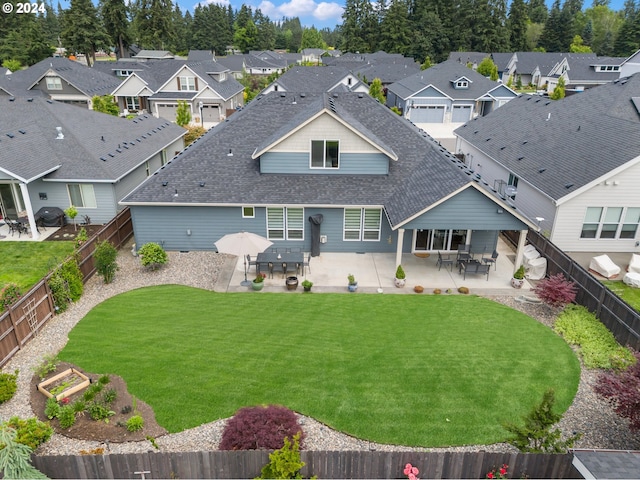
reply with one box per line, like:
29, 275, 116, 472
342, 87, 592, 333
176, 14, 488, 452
179, 76, 196, 91
581, 207, 640, 239
311, 140, 339, 169
46, 77, 62, 90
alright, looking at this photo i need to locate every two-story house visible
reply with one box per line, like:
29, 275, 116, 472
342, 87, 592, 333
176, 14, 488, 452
454, 74, 640, 253
262, 66, 369, 94
386, 60, 518, 151
121, 91, 535, 267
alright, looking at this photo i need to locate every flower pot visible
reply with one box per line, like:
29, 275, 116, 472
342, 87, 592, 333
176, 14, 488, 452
286, 276, 299, 290
252, 281, 264, 291
395, 277, 406, 288
303, 286, 312, 292
511, 277, 524, 289
348, 283, 358, 292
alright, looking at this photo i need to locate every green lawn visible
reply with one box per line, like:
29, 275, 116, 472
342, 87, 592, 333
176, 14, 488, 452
602, 280, 640, 312
59, 286, 580, 447
0, 242, 75, 291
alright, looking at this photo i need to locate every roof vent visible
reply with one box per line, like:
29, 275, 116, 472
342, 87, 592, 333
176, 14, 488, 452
123, 144, 129, 149
101, 136, 105, 141
46, 99, 53, 104
116, 148, 122, 153
100, 157, 107, 161
6, 133, 14, 139
500, 146, 506, 150
199, 182, 205, 187
522, 141, 528, 145
280, 93, 286, 97
55, 127, 64, 140
565, 183, 574, 189
133, 120, 138, 123
227, 148, 233, 157
18, 129, 26, 135
539, 168, 546, 173
517, 156, 524, 161
27, 98, 33, 102
108, 153, 115, 157
300, 93, 306, 98
333, 93, 338, 98
162, 181, 168, 186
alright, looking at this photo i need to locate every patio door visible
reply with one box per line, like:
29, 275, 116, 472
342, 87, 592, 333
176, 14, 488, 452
0, 184, 19, 220
413, 229, 468, 252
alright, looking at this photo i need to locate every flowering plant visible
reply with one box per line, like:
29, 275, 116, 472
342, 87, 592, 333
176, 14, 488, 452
403, 463, 419, 480
486, 464, 508, 479
254, 272, 266, 283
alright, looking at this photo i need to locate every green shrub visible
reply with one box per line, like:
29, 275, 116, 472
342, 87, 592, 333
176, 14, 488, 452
72, 400, 86, 414
0, 426, 48, 479
57, 405, 76, 429
75, 227, 88, 246
0, 283, 22, 310
2, 417, 53, 450
94, 240, 118, 283
259, 433, 305, 479
554, 304, 635, 370
126, 415, 144, 432
34, 354, 59, 381
48, 274, 70, 313
138, 242, 168, 271
0, 371, 18, 404
98, 374, 110, 385
87, 403, 115, 421
103, 388, 117, 404
59, 258, 83, 301
44, 398, 60, 420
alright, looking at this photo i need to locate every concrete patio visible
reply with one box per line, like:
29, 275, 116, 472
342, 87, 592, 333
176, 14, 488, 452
225, 237, 533, 295
0, 222, 59, 241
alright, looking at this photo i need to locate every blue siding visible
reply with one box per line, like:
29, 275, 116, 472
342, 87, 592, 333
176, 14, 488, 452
402, 187, 528, 231
260, 152, 389, 175
130, 205, 399, 253
468, 230, 499, 254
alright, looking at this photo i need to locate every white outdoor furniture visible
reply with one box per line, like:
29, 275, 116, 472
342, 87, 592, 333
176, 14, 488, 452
589, 254, 621, 279
623, 271, 640, 288
523, 245, 541, 268
526, 256, 547, 280
628, 254, 640, 274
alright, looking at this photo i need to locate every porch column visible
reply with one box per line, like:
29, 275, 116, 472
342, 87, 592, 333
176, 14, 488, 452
395, 228, 405, 268
514, 229, 528, 272
19, 183, 39, 240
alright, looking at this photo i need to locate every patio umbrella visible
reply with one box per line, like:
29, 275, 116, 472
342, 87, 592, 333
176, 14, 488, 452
214, 232, 273, 285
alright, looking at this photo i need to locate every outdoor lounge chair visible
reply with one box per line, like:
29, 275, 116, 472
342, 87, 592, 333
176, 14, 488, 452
589, 254, 621, 279
628, 254, 640, 274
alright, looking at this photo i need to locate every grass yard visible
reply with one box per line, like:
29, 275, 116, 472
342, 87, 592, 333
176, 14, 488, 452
602, 280, 640, 312
0, 242, 75, 291
59, 286, 580, 447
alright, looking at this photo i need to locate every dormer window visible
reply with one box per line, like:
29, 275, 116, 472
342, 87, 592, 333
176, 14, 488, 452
455, 80, 468, 89
179, 76, 196, 91
311, 140, 339, 169
116, 70, 134, 77
46, 77, 62, 90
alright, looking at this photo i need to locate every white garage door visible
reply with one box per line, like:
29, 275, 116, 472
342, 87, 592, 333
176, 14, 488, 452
452, 105, 472, 123
202, 105, 220, 122
411, 105, 445, 123
156, 104, 177, 122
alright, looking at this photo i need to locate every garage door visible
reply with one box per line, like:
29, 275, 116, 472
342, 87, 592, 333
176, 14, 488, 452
156, 104, 177, 122
411, 105, 445, 123
452, 105, 472, 123
202, 105, 220, 122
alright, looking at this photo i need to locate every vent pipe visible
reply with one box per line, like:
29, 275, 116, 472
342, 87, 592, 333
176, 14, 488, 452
55, 127, 64, 140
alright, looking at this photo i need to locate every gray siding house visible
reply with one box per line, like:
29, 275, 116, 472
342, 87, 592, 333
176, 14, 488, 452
122, 91, 536, 267
0, 97, 185, 238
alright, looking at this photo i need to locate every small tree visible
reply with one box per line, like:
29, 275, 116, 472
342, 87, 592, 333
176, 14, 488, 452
138, 242, 168, 271
550, 77, 566, 100
0, 426, 48, 479
94, 240, 118, 284
368, 78, 386, 104
595, 351, 640, 431
516, 74, 523, 90
2, 59, 22, 72
91, 95, 119, 116
477, 57, 498, 81
259, 433, 305, 479
532, 273, 577, 308
503, 389, 581, 453
184, 125, 207, 146
64, 205, 78, 231
420, 56, 432, 70
175, 100, 192, 127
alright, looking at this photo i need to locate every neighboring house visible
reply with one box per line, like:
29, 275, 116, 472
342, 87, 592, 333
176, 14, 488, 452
95, 60, 244, 128
301, 48, 327, 64
0, 97, 186, 238
0, 57, 121, 108
454, 74, 640, 253
322, 51, 420, 86
188, 50, 215, 62
133, 50, 175, 61
621, 49, 640, 78
121, 91, 535, 267
447, 52, 490, 70
262, 66, 369, 94
386, 60, 518, 151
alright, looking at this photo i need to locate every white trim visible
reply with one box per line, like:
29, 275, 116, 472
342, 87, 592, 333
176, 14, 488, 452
242, 206, 255, 218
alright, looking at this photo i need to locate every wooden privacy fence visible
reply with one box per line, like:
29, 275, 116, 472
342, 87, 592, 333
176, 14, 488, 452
0, 208, 133, 368
31, 450, 581, 479
506, 230, 640, 351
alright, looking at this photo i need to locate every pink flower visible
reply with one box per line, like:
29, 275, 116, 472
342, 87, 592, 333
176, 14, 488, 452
403, 463, 419, 480
487, 472, 495, 479
403, 464, 413, 476
61, 397, 69, 404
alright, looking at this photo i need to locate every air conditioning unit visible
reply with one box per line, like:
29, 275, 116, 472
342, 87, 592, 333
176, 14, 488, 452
320, 235, 327, 244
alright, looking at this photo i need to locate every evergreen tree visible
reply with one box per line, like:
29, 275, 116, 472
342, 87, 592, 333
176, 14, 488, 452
570, 34, 593, 51
255, 9, 276, 51
60, 0, 110, 66
170, 4, 189, 55
368, 78, 386, 103
550, 76, 566, 100
300, 27, 327, 50
379, 0, 412, 54
582, 18, 593, 45
539, 0, 564, 51
508, 0, 529, 51
39, 1, 61, 47
175, 100, 191, 126
527, 0, 548, 23
133, 0, 175, 50
234, 19, 258, 53
409, 0, 450, 63
614, 9, 640, 56
583, 4, 623, 55
477, 56, 499, 80
100, 0, 130, 59
340, 0, 377, 53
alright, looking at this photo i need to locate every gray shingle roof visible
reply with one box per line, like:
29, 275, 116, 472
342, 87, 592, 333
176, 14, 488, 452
353, 61, 421, 84
573, 450, 640, 479
215, 55, 246, 73
122, 91, 493, 228
0, 97, 185, 183
188, 50, 215, 61
447, 52, 490, 65
387, 60, 509, 101
455, 74, 640, 201
491, 52, 514, 71
273, 66, 353, 92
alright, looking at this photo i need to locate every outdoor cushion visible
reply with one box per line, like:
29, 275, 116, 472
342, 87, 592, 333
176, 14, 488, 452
589, 254, 621, 279
628, 254, 640, 274
623, 272, 640, 288
526, 257, 547, 280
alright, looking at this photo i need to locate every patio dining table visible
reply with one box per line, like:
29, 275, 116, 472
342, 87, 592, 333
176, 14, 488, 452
256, 252, 304, 277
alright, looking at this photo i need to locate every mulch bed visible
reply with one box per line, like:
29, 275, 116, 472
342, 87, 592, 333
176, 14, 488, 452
31, 362, 166, 443
45, 224, 103, 242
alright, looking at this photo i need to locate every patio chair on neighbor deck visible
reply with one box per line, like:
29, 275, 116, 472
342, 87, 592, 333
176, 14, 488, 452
482, 250, 499, 270
436, 251, 454, 271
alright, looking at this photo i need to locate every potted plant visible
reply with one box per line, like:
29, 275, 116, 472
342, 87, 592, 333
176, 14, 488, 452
286, 276, 299, 290
394, 265, 406, 288
252, 272, 266, 291
302, 279, 313, 292
347, 274, 358, 292
511, 265, 526, 289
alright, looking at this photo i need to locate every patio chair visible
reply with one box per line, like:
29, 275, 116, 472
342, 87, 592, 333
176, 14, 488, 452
436, 251, 454, 271
6, 219, 19, 236
302, 254, 311, 275
463, 263, 490, 281
246, 254, 257, 273
482, 250, 499, 270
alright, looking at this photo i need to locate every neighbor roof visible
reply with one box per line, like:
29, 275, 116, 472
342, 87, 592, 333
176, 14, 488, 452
573, 450, 640, 479
272, 66, 357, 92
0, 97, 185, 183
122, 91, 531, 229
455, 74, 640, 201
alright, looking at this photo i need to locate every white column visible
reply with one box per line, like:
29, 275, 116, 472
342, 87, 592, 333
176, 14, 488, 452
514, 229, 527, 272
395, 228, 405, 268
19, 183, 39, 240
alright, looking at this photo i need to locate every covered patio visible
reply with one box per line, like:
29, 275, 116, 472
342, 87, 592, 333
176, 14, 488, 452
224, 236, 532, 294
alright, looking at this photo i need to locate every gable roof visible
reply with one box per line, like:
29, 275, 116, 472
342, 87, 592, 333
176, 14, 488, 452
352, 61, 421, 84
454, 74, 640, 202
188, 50, 215, 62
387, 60, 514, 101
271, 66, 359, 92
134, 50, 174, 60
0, 97, 185, 183
122, 91, 533, 229
447, 52, 490, 66
0, 57, 121, 98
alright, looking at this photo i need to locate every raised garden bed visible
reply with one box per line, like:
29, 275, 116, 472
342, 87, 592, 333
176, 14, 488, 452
37, 368, 90, 401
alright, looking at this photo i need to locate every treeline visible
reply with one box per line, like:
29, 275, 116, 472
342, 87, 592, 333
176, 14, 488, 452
1, 0, 640, 70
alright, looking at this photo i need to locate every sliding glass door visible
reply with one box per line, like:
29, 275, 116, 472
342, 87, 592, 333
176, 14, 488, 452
414, 229, 468, 252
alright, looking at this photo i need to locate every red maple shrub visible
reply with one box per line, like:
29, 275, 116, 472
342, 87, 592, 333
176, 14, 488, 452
532, 273, 577, 308
595, 351, 640, 431
219, 405, 304, 450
